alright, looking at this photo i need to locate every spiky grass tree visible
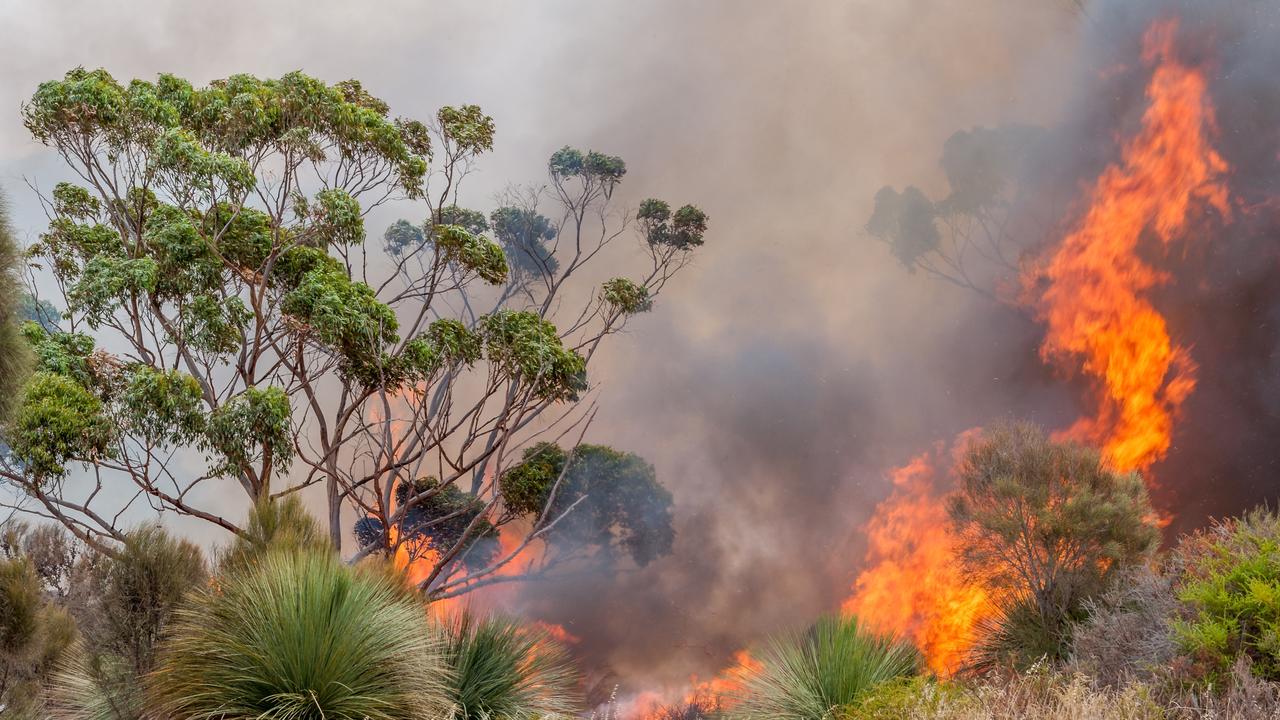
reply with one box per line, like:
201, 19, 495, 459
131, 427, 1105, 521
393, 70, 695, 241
442, 611, 581, 719
148, 548, 450, 720
730, 615, 920, 720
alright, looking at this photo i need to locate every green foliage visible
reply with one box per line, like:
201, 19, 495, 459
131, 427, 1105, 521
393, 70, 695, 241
10, 371, 114, 480
854, 676, 971, 719
969, 597, 1082, 674
1173, 507, 1280, 684
149, 548, 450, 720
384, 219, 427, 257
218, 495, 327, 576
280, 258, 400, 376
21, 322, 92, 383
499, 443, 674, 566
549, 146, 626, 187
434, 224, 509, 285
120, 366, 205, 445
730, 615, 920, 720
204, 386, 292, 481
637, 199, 709, 249
948, 421, 1159, 669
441, 611, 580, 719
601, 277, 652, 314
309, 188, 365, 246
67, 255, 157, 327
438, 105, 495, 155
481, 310, 585, 402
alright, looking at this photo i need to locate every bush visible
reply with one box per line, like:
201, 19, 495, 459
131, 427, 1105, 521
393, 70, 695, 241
69, 524, 206, 675
0, 556, 76, 716
51, 524, 205, 719
148, 548, 450, 719
1069, 565, 1178, 687
1173, 507, 1280, 684
949, 422, 1159, 669
729, 615, 919, 720
441, 610, 580, 719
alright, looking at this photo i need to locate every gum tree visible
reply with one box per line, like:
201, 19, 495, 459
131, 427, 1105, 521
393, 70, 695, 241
2, 68, 707, 598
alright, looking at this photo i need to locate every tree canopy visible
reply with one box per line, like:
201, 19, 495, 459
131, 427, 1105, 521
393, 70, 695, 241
1, 67, 708, 599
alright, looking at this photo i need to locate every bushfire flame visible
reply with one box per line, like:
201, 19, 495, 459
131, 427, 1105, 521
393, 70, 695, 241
842, 452, 989, 675
1028, 18, 1230, 473
843, 17, 1229, 676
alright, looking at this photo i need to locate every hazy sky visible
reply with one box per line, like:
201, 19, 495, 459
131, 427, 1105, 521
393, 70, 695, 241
0, 0, 1082, 688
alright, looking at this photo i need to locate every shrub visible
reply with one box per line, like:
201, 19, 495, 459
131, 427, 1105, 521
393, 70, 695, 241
0, 556, 76, 716
69, 524, 206, 675
148, 548, 450, 719
441, 611, 580, 719
729, 615, 919, 720
1069, 564, 1178, 687
949, 422, 1159, 669
1173, 507, 1280, 684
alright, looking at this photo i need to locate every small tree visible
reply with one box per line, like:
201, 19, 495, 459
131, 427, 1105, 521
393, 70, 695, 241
2, 68, 707, 598
948, 421, 1159, 665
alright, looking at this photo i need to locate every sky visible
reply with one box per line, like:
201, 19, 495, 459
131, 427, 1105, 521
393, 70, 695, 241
0, 0, 1084, 687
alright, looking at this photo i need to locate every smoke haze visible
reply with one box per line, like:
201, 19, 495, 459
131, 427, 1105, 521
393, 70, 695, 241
11, 0, 1279, 699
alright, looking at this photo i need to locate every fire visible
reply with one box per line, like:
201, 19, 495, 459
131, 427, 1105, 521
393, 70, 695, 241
1027, 18, 1230, 473
843, 18, 1231, 676
842, 452, 989, 675
626, 650, 761, 720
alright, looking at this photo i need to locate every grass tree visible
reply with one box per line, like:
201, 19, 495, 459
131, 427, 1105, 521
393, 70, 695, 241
441, 610, 581, 719
2, 68, 707, 598
148, 547, 450, 719
730, 615, 920, 720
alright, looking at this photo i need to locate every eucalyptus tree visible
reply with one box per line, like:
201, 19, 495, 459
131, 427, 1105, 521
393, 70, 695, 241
3, 68, 707, 599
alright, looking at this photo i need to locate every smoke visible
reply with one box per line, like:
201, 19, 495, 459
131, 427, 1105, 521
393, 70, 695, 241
10, 0, 1278, 702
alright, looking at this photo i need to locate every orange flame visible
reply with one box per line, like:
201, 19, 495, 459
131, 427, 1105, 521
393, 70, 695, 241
843, 18, 1231, 676
1028, 18, 1230, 473
626, 650, 762, 720
842, 452, 989, 675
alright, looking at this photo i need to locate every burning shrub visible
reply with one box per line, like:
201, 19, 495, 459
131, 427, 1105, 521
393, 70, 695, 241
948, 422, 1159, 670
729, 615, 920, 720
1172, 507, 1280, 684
149, 548, 450, 720
440, 610, 580, 719
354, 477, 500, 573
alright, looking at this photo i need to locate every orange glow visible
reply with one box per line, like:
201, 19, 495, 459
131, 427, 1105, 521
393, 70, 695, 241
842, 452, 989, 675
627, 650, 761, 720
1027, 18, 1230, 473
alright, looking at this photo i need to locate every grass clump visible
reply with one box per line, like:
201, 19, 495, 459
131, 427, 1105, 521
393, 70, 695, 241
149, 548, 450, 720
730, 614, 919, 720
441, 610, 581, 719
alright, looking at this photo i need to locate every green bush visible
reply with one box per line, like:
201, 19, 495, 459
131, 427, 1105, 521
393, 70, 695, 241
441, 610, 580, 719
1173, 507, 1280, 683
0, 556, 76, 716
730, 615, 919, 720
148, 548, 450, 719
